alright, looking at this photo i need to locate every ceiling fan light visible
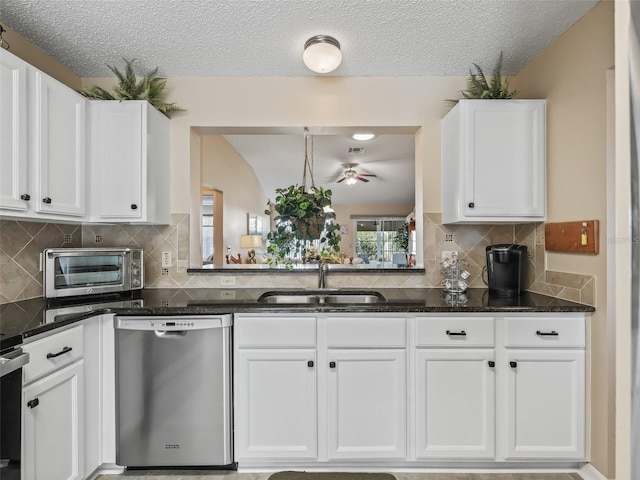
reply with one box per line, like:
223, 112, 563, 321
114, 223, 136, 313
351, 133, 376, 141
303, 35, 342, 74
345, 177, 357, 185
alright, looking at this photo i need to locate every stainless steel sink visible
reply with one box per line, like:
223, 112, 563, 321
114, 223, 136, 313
257, 290, 386, 304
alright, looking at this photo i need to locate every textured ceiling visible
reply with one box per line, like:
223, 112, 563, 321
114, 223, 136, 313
1, 0, 597, 77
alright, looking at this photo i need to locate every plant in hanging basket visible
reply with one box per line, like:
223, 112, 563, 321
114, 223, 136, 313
264, 184, 341, 265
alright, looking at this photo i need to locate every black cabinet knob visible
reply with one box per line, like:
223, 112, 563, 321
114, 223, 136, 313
42, 197, 52, 204
20, 194, 31, 201
131, 204, 138, 210
488, 361, 495, 367
468, 202, 475, 208
27, 398, 39, 409
329, 361, 336, 369
307, 360, 314, 368
510, 361, 518, 368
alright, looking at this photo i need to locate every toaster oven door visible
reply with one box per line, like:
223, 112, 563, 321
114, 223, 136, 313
44, 249, 133, 298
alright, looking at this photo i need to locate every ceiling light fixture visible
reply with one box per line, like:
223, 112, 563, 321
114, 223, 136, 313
303, 35, 342, 74
345, 177, 357, 186
351, 133, 375, 141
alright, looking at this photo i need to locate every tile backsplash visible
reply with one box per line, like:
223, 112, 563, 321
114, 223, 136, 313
0, 214, 595, 305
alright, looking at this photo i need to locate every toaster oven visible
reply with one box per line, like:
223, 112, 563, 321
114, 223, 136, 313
43, 248, 143, 299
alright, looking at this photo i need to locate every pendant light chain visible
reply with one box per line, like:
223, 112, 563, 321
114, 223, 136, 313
301, 127, 316, 191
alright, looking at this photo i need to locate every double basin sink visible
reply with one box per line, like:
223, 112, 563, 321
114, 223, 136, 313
257, 289, 386, 304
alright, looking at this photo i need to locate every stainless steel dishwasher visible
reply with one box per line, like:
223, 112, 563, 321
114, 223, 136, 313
114, 315, 233, 468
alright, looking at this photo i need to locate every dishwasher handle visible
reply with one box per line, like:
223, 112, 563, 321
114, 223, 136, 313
154, 330, 187, 338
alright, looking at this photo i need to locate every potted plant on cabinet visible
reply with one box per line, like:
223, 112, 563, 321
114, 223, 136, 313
79, 58, 184, 116
264, 130, 341, 266
447, 52, 517, 106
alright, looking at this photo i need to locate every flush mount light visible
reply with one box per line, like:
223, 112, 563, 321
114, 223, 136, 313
303, 35, 342, 74
351, 133, 376, 141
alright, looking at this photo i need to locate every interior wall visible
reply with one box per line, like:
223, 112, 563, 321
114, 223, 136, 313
200, 134, 269, 258
511, 1, 615, 477
0, 24, 81, 89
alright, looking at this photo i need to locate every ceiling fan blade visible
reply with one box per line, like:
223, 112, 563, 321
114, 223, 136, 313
359, 173, 377, 177
336, 177, 346, 183
356, 176, 370, 182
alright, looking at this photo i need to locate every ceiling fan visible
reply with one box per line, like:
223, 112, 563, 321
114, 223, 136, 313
336, 163, 377, 185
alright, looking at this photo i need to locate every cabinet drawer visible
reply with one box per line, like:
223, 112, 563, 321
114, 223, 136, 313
327, 316, 405, 347
23, 325, 84, 383
235, 315, 316, 347
504, 317, 585, 348
416, 317, 494, 347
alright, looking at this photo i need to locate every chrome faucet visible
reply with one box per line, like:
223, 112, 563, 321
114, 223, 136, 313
318, 263, 328, 289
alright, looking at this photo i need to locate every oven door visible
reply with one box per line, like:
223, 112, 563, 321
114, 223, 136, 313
44, 248, 135, 298
0, 348, 29, 480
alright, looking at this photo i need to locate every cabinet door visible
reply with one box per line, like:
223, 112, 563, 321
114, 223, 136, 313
33, 70, 85, 217
23, 361, 85, 480
235, 349, 317, 460
504, 349, 585, 459
463, 100, 545, 219
90, 101, 143, 220
415, 349, 495, 459
326, 349, 406, 459
0, 50, 28, 211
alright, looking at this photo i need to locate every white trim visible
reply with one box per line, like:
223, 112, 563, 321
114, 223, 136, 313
579, 463, 609, 480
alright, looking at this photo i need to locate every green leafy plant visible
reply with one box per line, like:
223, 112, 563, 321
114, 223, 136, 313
79, 58, 184, 116
264, 185, 341, 266
448, 52, 517, 105
394, 222, 410, 254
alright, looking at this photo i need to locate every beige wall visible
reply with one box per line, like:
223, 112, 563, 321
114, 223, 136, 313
1, 24, 80, 89
200, 135, 269, 257
512, 1, 615, 477
614, 2, 632, 479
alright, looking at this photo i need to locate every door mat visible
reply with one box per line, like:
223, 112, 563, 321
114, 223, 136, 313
269, 472, 396, 480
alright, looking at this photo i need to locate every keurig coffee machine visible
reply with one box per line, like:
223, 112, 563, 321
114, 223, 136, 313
486, 244, 527, 297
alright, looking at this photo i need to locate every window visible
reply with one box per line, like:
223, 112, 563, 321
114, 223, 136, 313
354, 217, 413, 266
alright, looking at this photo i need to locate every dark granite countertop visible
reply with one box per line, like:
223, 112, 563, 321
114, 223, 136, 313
0, 288, 594, 351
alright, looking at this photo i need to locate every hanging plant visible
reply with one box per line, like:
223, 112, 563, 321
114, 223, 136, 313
78, 58, 184, 117
447, 52, 518, 106
264, 130, 341, 265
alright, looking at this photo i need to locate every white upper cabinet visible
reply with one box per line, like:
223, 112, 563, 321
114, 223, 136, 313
0, 50, 28, 211
0, 50, 86, 220
88, 100, 170, 224
441, 100, 546, 224
32, 69, 86, 217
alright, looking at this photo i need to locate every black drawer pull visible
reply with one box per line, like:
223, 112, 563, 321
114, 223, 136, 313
131, 204, 138, 210
42, 197, 52, 204
446, 330, 467, 336
536, 330, 559, 336
20, 194, 31, 201
329, 361, 336, 369
46, 346, 72, 359
488, 361, 495, 367
307, 360, 314, 368
510, 361, 518, 368
27, 398, 39, 409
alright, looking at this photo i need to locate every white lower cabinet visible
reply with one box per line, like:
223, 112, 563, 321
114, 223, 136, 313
235, 349, 317, 460
234, 312, 587, 468
415, 349, 495, 459
326, 349, 406, 459
500, 316, 586, 461
22, 360, 84, 480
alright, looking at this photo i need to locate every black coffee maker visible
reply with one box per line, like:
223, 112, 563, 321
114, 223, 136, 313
485, 244, 527, 297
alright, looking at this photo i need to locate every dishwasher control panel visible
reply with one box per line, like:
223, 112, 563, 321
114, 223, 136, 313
115, 315, 232, 331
